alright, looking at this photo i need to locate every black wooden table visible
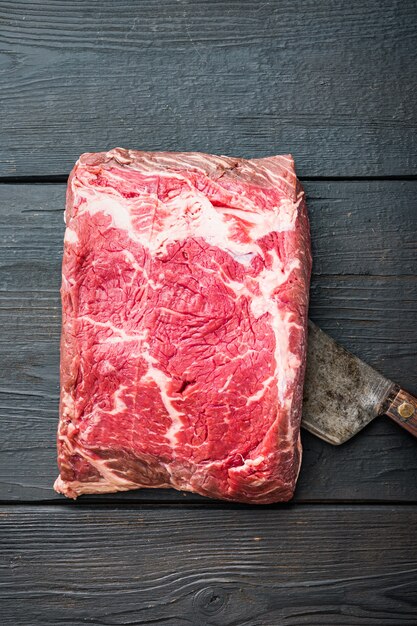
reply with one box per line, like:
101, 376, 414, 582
1, 2, 416, 624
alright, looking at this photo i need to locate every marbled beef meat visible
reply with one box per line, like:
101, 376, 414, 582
54, 148, 311, 503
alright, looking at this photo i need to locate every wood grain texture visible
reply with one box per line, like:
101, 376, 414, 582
1, 505, 417, 625
0, 181, 416, 502
0, 0, 416, 177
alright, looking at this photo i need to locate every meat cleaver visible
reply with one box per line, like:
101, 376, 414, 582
302, 321, 417, 444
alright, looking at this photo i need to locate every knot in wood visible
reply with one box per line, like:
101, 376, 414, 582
193, 586, 228, 616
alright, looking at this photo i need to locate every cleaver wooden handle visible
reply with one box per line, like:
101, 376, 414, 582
385, 388, 417, 438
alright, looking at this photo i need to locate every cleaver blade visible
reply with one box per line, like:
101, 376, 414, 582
302, 321, 417, 444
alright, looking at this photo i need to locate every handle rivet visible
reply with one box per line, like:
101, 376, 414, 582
398, 402, 415, 419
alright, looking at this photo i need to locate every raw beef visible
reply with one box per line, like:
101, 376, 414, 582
54, 148, 311, 503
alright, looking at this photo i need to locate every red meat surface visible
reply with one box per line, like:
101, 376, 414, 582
54, 148, 311, 503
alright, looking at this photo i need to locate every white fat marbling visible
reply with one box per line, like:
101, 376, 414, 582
64, 228, 79, 244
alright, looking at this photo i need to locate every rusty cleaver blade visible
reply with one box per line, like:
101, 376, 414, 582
302, 321, 417, 444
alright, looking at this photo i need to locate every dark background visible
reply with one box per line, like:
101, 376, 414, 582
0, 1, 416, 624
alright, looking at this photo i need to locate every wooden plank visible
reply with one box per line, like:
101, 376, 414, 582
308, 181, 417, 276
1, 505, 417, 625
0, 0, 416, 177
0, 181, 416, 502
1, 180, 416, 276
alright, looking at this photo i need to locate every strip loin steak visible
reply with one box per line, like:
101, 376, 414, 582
55, 148, 311, 503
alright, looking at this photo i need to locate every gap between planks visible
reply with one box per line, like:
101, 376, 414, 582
1, 175, 417, 185
1, 500, 417, 509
